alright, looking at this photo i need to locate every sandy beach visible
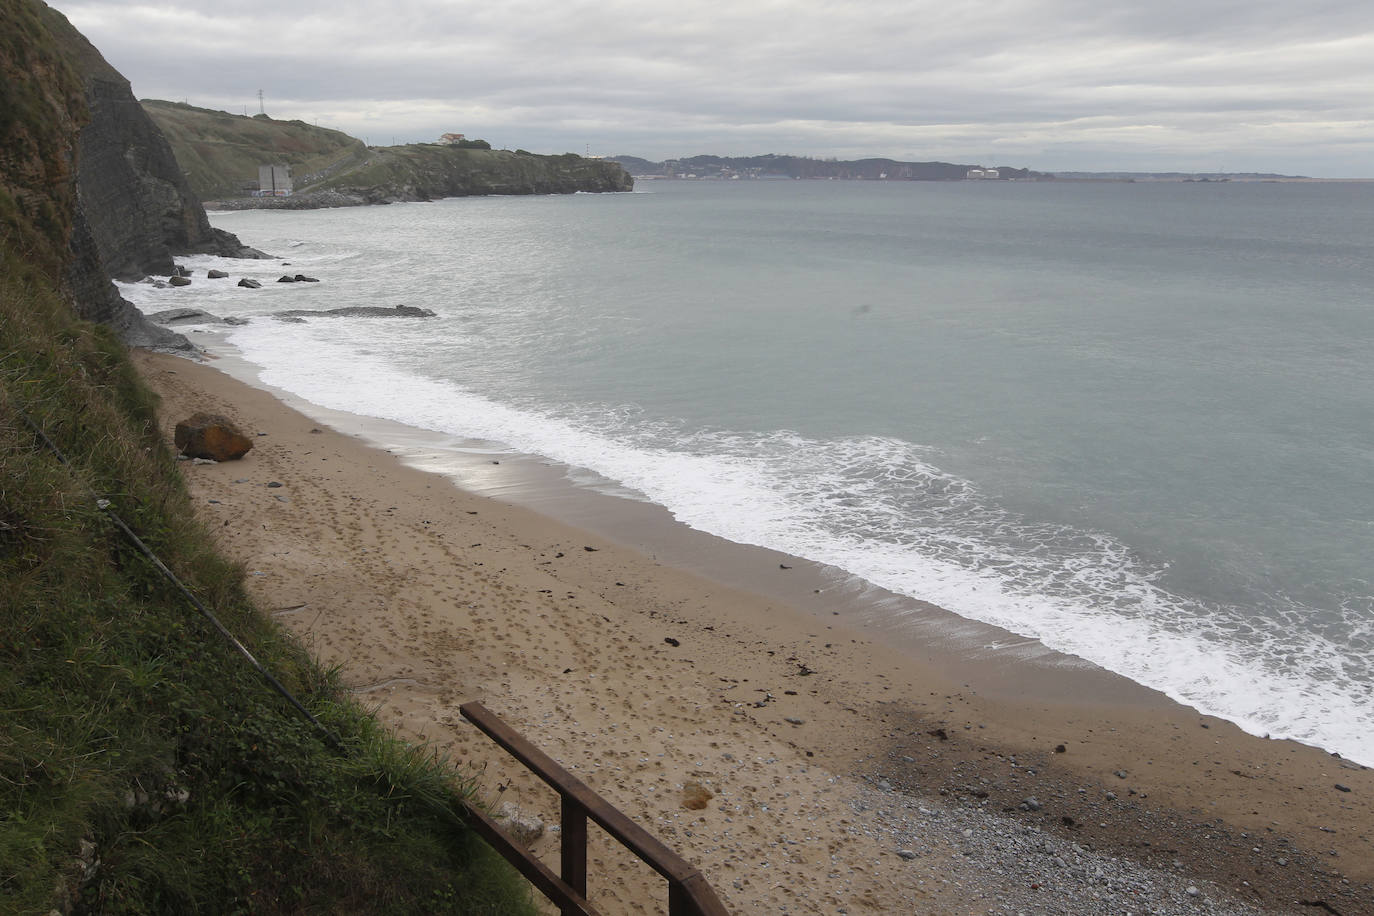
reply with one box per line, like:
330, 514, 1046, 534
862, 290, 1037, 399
134, 349, 1372, 915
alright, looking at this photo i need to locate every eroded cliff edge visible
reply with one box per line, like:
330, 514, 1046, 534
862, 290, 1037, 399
23, 2, 266, 346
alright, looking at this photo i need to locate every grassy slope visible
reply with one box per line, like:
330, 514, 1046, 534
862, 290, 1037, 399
1, 4, 533, 914
1, 252, 532, 916
322, 144, 631, 197
143, 102, 631, 202
141, 100, 367, 201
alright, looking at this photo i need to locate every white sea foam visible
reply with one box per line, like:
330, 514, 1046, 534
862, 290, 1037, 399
221, 320, 1374, 765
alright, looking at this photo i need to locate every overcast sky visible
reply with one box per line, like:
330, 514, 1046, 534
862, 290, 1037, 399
60, 0, 1374, 176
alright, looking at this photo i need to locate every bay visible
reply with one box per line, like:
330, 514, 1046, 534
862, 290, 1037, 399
124, 178, 1374, 763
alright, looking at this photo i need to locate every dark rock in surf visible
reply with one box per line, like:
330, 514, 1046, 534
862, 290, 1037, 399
146, 307, 221, 324
271, 305, 437, 319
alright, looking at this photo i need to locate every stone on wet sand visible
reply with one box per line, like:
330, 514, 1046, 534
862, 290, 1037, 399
173, 412, 253, 461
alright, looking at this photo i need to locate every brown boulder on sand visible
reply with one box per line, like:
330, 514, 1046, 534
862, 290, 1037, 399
173, 412, 253, 461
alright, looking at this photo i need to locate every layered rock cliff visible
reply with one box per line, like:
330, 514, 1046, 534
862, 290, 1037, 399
35, 4, 265, 286
2, 1, 265, 350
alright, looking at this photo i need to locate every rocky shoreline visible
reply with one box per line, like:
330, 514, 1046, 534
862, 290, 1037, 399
205, 177, 632, 211
204, 146, 633, 210
858, 707, 1369, 914
846, 776, 1277, 916
205, 190, 390, 210
145, 304, 438, 326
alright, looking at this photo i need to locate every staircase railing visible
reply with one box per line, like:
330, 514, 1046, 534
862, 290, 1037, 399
459, 702, 729, 916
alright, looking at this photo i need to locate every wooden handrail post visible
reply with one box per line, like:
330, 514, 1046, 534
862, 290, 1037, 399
459, 799, 598, 915
672, 873, 727, 916
561, 794, 588, 907
460, 702, 730, 916
669, 881, 688, 916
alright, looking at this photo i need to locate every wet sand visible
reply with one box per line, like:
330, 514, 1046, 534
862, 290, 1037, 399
135, 349, 1373, 915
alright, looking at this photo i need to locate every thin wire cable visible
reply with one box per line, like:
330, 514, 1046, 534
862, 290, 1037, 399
20, 410, 344, 752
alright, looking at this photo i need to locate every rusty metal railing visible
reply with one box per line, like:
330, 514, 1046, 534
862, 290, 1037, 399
459, 702, 729, 916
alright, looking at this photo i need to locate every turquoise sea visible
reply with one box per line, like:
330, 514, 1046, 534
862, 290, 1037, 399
121, 179, 1374, 764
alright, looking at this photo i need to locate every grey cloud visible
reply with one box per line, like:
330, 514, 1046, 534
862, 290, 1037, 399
57, 0, 1374, 175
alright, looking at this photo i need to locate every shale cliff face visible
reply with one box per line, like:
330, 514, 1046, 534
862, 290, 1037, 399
0, 0, 155, 337
35, 4, 264, 284
2, 1, 265, 348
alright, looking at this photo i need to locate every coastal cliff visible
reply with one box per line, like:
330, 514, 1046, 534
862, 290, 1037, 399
35, 6, 264, 286
0, 0, 180, 345
3, 1, 265, 346
0, 0, 84, 285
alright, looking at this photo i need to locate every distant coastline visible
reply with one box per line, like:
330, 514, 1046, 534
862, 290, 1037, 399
609, 154, 1363, 183
612, 152, 1050, 181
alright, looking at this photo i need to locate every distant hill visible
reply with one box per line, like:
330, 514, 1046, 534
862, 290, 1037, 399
304, 145, 632, 204
1050, 171, 1309, 181
143, 101, 632, 204
141, 100, 368, 200
614, 153, 1050, 181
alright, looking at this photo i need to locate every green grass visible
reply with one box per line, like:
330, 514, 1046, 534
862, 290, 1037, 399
1, 248, 537, 914
0, 0, 84, 273
317, 144, 632, 199
141, 101, 368, 200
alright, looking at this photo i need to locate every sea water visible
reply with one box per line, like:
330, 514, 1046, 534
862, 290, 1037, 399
121, 179, 1374, 764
